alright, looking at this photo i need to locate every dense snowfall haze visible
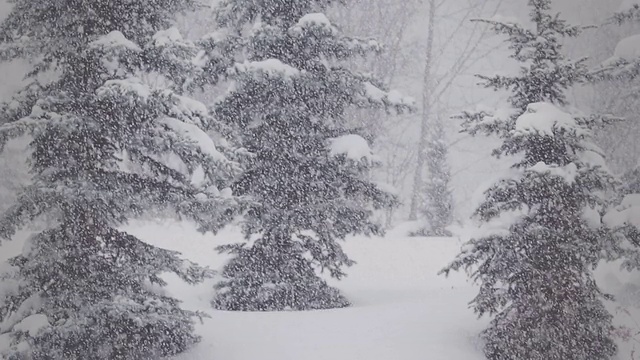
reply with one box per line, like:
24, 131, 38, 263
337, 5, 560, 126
1, 0, 640, 359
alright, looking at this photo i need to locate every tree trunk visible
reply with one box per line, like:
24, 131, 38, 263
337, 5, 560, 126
409, 0, 436, 220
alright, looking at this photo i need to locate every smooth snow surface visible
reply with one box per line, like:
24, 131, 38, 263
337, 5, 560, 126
119, 220, 487, 360
2, 221, 640, 359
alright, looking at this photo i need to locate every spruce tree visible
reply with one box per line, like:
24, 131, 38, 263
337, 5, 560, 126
441, 1, 620, 359
209, 1, 412, 311
0, 1, 237, 358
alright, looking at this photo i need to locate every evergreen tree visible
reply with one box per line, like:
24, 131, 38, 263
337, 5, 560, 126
441, 1, 621, 359
0, 1, 237, 358
209, 1, 412, 311
416, 117, 453, 236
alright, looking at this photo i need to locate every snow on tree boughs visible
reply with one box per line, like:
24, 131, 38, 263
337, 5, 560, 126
0, 1, 239, 358
441, 1, 624, 359
209, 0, 412, 311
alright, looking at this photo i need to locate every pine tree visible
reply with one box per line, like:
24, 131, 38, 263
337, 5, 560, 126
441, 1, 621, 359
208, 1, 412, 311
0, 1, 238, 358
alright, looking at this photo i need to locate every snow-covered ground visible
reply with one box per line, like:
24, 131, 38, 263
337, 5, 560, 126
4, 220, 640, 360
123, 220, 486, 360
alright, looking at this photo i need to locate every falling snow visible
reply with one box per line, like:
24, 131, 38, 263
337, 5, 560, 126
1, 0, 640, 359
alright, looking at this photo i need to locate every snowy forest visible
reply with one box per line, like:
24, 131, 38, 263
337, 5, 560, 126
3, 0, 640, 359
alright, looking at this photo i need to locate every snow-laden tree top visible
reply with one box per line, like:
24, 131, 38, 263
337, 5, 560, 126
444, 3, 623, 359
470, 0, 584, 111
0, 0, 198, 63
209, 0, 410, 312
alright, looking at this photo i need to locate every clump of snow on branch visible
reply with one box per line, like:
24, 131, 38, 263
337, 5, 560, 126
96, 77, 151, 100
89, 31, 141, 52
12, 314, 50, 337
231, 59, 301, 79
528, 162, 578, 184
164, 92, 209, 126
329, 134, 373, 163
604, 194, 640, 228
291, 13, 338, 36
362, 82, 415, 108
153, 27, 185, 47
600, 34, 640, 68
475, 106, 517, 125
515, 102, 584, 137
581, 206, 603, 229
159, 117, 226, 162
88, 31, 141, 75
579, 146, 609, 169
615, 34, 640, 61
0, 293, 42, 333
